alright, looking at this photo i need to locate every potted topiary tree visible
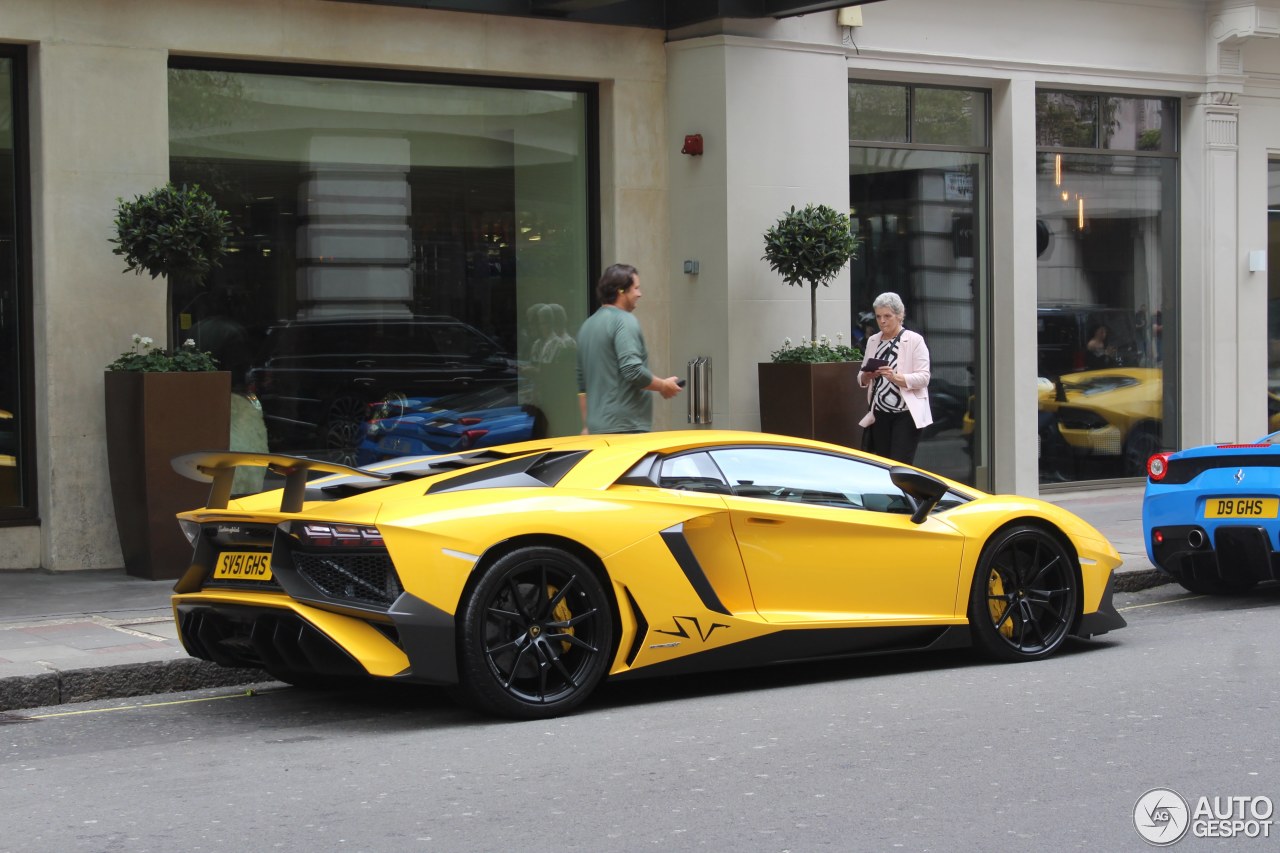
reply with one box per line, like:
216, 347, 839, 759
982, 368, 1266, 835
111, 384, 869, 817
105, 183, 234, 580
758, 203, 865, 446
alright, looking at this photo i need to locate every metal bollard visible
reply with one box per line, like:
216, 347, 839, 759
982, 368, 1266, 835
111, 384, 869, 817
687, 357, 712, 425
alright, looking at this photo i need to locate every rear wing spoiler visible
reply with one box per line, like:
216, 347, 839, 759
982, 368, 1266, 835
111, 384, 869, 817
172, 451, 390, 513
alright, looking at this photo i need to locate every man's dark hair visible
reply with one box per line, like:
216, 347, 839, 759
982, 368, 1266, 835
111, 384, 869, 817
597, 263, 638, 305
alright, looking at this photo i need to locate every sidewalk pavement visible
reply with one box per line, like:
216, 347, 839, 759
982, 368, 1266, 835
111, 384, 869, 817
0, 485, 1164, 714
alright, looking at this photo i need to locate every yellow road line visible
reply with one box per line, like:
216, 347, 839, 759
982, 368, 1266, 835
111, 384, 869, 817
29, 688, 261, 719
1118, 594, 1204, 612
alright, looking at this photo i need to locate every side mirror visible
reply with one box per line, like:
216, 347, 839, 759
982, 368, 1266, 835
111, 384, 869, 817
890, 466, 949, 525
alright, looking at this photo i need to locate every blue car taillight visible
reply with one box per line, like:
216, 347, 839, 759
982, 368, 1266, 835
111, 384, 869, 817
461, 428, 489, 448
1147, 452, 1171, 481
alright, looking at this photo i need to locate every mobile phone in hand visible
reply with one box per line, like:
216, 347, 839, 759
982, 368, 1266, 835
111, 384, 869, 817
676, 379, 687, 388
860, 357, 889, 373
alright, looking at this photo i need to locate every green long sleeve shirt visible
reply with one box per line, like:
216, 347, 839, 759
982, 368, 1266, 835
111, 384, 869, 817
575, 306, 654, 434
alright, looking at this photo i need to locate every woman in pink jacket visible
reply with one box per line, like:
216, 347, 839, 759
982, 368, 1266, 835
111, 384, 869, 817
857, 291, 932, 464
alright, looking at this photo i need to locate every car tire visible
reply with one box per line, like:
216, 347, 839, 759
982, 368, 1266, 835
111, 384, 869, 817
454, 546, 613, 719
1123, 427, 1161, 477
967, 524, 1079, 662
322, 393, 369, 466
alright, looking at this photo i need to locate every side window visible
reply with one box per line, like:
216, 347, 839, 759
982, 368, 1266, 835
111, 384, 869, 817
709, 447, 912, 513
656, 452, 730, 494
432, 324, 494, 358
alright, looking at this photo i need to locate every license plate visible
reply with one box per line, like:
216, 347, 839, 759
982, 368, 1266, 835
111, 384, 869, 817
213, 551, 273, 581
1204, 498, 1279, 519
378, 436, 414, 454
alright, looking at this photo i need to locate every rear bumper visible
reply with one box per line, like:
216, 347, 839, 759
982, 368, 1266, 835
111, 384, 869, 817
1149, 524, 1280, 585
173, 590, 459, 685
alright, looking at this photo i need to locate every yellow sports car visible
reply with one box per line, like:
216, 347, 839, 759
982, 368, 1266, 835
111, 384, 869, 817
170, 430, 1125, 719
1037, 367, 1162, 474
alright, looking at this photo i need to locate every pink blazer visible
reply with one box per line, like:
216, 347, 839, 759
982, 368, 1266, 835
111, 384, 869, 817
857, 328, 933, 430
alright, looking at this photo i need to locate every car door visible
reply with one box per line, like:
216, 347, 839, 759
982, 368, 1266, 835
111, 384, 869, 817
707, 446, 966, 624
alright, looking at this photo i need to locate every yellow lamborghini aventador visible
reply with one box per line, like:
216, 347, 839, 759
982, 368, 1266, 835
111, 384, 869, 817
170, 430, 1126, 719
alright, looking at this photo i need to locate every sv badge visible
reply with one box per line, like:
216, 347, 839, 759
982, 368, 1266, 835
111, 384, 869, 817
656, 616, 730, 643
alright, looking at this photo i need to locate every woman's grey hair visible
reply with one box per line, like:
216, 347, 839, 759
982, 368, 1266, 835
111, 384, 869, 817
872, 291, 905, 319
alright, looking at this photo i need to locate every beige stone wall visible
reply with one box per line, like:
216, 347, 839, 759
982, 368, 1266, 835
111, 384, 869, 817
0, 0, 667, 570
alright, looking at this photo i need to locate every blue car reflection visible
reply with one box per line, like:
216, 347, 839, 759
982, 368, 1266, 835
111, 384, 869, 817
356, 385, 546, 465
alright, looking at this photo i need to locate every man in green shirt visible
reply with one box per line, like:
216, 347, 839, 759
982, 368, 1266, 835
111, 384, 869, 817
576, 263, 682, 433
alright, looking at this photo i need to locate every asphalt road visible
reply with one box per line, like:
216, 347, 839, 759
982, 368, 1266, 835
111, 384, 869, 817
2, 583, 1277, 853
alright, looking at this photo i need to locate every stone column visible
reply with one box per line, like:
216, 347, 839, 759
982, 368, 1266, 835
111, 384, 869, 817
1185, 1, 1280, 442
295, 136, 413, 320
1196, 90, 1243, 442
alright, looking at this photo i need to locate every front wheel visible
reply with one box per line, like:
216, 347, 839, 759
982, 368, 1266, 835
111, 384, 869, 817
1123, 427, 1161, 477
454, 546, 613, 719
968, 525, 1079, 662
321, 394, 369, 466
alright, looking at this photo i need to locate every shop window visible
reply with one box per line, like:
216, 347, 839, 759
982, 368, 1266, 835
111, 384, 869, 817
850, 81, 990, 489
169, 63, 596, 466
0, 49, 33, 518
1267, 161, 1280, 409
1036, 91, 1179, 485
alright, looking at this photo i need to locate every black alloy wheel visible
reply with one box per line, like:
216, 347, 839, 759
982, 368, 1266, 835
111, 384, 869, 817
322, 394, 369, 466
455, 546, 612, 719
968, 524, 1079, 661
1123, 427, 1161, 477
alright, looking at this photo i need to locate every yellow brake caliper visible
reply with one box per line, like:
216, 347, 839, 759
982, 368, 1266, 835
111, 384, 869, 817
987, 570, 1014, 638
548, 585, 576, 652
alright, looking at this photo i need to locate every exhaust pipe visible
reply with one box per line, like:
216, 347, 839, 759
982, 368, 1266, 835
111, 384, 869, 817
1187, 528, 1206, 549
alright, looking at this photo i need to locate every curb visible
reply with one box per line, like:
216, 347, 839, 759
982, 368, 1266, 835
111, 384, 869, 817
0, 658, 268, 713
1112, 568, 1173, 593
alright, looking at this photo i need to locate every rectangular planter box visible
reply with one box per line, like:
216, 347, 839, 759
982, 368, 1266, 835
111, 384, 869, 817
104, 371, 231, 580
758, 361, 868, 449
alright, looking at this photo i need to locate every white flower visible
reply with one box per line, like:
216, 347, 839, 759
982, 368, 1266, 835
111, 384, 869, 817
131, 333, 142, 344
183, 339, 196, 348
836, 333, 843, 345
783, 337, 792, 348
140, 336, 154, 348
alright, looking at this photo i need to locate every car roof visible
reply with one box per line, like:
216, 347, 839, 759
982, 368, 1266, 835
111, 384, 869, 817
267, 315, 467, 328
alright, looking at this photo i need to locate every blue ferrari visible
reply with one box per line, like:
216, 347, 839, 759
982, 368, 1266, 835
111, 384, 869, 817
355, 385, 545, 465
1143, 435, 1280, 594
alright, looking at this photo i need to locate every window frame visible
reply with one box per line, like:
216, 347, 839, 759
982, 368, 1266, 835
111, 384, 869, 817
0, 45, 36, 524
1034, 88, 1180, 486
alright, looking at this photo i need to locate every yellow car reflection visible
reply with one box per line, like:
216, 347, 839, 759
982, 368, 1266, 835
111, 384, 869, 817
1038, 368, 1162, 473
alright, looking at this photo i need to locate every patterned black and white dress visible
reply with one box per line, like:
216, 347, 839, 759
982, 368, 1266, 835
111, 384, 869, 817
872, 335, 907, 415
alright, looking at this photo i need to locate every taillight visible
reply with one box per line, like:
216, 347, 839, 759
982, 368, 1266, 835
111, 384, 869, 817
461, 428, 489, 448
179, 519, 201, 545
295, 523, 384, 547
459, 417, 483, 425
1147, 452, 1172, 481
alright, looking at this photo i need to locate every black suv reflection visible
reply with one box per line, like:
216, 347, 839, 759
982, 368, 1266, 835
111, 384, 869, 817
1037, 304, 1143, 378
247, 316, 515, 464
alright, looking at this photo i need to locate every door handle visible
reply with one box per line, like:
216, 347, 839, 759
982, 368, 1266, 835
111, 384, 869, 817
746, 517, 782, 525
